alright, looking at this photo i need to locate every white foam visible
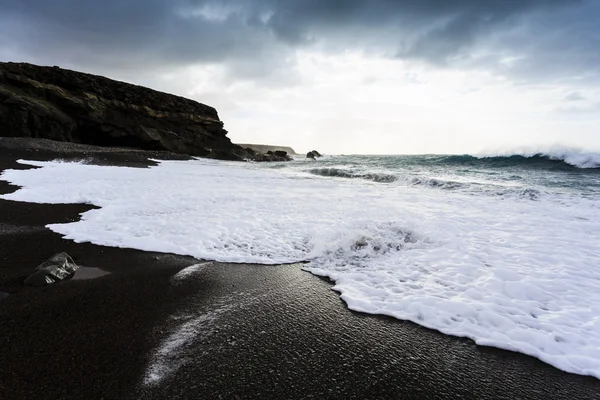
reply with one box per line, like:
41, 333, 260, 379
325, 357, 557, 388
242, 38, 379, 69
476, 146, 600, 168
2, 158, 600, 378
171, 262, 212, 283
144, 301, 233, 386
144, 291, 262, 386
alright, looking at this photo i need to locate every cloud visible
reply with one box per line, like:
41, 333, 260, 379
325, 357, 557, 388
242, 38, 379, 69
474, 1, 600, 85
565, 92, 585, 102
0, 0, 596, 86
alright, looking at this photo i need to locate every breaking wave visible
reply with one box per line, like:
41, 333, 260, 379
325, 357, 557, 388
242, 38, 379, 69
410, 177, 465, 190
462, 149, 600, 169
308, 167, 398, 183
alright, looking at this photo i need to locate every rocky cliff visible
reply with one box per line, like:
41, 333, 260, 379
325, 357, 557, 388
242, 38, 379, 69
0, 62, 248, 160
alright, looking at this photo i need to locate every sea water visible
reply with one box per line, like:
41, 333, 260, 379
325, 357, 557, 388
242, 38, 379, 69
1, 149, 599, 378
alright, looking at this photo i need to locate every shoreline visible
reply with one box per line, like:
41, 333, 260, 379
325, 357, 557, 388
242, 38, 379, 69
1, 140, 599, 399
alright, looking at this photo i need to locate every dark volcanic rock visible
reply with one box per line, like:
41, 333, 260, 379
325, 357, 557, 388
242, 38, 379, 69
236, 144, 296, 155
253, 153, 290, 162
24, 252, 80, 287
274, 150, 287, 158
0, 63, 249, 160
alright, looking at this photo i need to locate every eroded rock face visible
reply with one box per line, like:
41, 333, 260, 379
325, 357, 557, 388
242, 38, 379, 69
24, 252, 80, 287
0, 63, 249, 160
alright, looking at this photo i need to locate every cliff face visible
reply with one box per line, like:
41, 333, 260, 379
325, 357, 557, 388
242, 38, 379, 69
0, 63, 248, 160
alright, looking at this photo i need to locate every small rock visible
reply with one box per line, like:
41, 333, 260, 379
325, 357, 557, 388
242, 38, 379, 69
0, 292, 9, 300
24, 252, 80, 287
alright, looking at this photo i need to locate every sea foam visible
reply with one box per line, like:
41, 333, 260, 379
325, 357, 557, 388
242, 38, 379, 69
2, 158, 600, 378
476, 147, 600, 168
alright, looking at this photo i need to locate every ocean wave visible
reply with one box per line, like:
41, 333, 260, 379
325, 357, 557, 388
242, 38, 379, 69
496, 188, 542, 200
472, 149, 600, 169
308, 167, 398, 183
410, 177, 465, 190
418, 149, 599, 170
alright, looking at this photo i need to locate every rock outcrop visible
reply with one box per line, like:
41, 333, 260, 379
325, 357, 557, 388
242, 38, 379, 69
0, 62, 249, 160
236, 144, 295, 162
252, 150, 292, 162
307, 150, 323, 159
237, 144, 297, 155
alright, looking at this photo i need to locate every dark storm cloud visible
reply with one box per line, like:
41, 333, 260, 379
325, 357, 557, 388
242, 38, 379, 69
1, 0, 270, 64
261, 0, 569, 48
0, 0, 597, 83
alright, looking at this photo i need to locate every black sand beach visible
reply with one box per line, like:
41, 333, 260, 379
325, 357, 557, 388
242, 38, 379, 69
1, 140, 599, 399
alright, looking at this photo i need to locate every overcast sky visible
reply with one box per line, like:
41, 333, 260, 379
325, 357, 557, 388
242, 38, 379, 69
1, 0, 599, 154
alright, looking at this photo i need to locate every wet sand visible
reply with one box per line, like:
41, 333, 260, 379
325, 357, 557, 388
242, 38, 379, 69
0, 139, 599, 399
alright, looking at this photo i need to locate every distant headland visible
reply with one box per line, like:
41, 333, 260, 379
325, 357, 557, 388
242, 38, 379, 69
236, 143, 297, 155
